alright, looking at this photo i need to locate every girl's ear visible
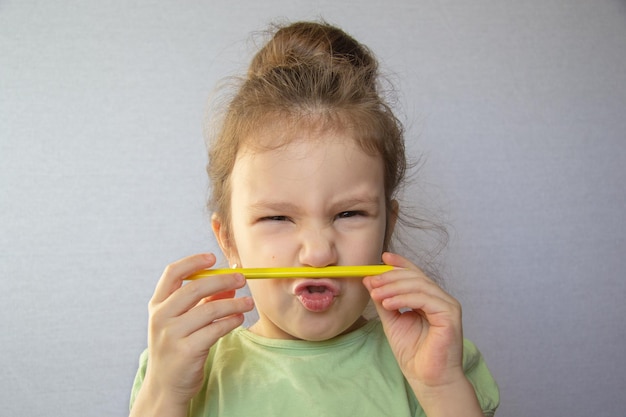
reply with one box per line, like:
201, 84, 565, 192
211, 213, 238, 264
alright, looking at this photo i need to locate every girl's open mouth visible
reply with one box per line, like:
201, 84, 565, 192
293, 279, 340, 312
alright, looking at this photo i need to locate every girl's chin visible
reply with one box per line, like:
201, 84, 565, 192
257, 314, 368, 341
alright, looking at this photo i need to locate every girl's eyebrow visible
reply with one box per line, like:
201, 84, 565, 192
249, 196, 381, 214
332, 196, 381, 209
249, 201, 302, 215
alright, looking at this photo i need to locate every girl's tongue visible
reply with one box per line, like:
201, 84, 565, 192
294, 280, 338, 312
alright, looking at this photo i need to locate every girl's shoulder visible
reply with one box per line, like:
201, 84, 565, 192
461, 338, 500, 416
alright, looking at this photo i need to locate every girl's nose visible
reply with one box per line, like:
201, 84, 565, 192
298, 227, 338, 268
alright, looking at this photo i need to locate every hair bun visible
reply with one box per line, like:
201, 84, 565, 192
248, 21, 378, 80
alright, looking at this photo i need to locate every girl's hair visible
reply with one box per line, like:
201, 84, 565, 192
206, 21, 447, 279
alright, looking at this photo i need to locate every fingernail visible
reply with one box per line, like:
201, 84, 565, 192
235, 273, 246, 285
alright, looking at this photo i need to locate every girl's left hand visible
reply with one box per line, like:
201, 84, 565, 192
363, 252, 465, 393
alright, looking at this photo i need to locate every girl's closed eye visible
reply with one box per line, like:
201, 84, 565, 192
336, 210, 366, 219
260, 215, 290, 222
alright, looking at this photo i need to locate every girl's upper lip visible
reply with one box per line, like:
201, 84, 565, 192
293, 279, 340, 295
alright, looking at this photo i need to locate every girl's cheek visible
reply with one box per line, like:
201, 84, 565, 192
254, 235, 300, 263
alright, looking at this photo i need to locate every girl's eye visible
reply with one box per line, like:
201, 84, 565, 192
260, 215, 289, 222
336, 211, 364, 219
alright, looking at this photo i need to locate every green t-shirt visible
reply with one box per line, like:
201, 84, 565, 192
131, 320, 499, 416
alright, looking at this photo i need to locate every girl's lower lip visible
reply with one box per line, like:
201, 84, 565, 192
297, 291, 335, 312
293, 279, 340, 312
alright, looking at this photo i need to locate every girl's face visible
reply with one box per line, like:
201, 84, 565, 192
214, 128, 390, 341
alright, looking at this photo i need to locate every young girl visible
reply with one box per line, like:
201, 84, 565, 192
129, 21, 499, 417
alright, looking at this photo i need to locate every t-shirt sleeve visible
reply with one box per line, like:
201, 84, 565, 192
129, 348, 149, 411
463, 339, 500, 416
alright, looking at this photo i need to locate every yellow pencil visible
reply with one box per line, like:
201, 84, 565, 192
187, 265, 394, 280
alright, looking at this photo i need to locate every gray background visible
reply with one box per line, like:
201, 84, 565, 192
1, 1, 625, 416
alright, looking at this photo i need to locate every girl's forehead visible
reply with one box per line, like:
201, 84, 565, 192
243, 121, 349, 148
230, 134, 386, 205
236, 134, 376, 168
237, 117, 379, 161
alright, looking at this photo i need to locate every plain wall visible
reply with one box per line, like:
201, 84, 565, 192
1, 1, 625, 416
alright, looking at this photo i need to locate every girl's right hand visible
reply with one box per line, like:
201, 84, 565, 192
137, 253, 254, 411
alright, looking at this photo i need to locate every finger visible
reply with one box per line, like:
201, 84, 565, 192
185, 312, 247, 351
363, 268, 460, 327
151, 253, 217, 305
180, 296, 255, 337
382, 251, 416, 269
382, 252, 437, 284
195, 289, 237, 308
160, 273, 246, 318
363, 275, 399, 322
206, 289, 238, 302
380, 292, 460, 322
368, 271, 456, 305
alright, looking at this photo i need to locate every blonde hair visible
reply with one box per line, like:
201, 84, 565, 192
206, 21, 406, 248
